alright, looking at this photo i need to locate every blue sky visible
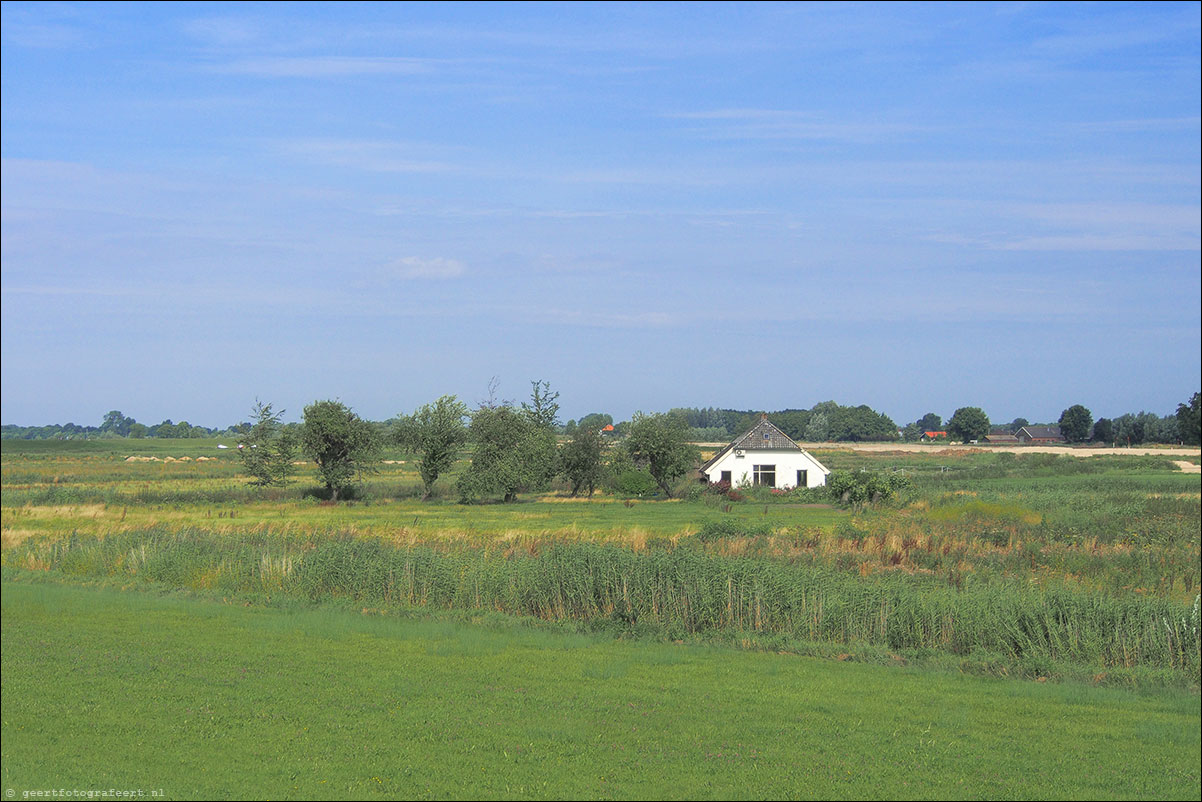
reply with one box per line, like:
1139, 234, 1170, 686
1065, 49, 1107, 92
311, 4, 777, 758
2, 1, 1199, 427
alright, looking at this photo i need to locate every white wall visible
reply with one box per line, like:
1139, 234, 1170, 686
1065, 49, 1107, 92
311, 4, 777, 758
703, 448, 830, 489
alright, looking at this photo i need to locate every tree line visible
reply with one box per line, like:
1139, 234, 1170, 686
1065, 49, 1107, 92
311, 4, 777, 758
3, 392, 1199, 448
897, 396, 1200, 446
235, 381, 700, 504
237, 386, 1202, 504
1, 409, 249, 441
592, 402, 899, 443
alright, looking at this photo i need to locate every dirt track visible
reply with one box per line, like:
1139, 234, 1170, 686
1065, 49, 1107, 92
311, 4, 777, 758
797, 442, 1202, 458
697, 441, 1201, 458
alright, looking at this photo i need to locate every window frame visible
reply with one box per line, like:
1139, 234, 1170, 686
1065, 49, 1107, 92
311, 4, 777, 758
753, 464, 776, 487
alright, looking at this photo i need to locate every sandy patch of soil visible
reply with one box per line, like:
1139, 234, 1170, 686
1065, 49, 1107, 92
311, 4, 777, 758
794, 442, 1202, 458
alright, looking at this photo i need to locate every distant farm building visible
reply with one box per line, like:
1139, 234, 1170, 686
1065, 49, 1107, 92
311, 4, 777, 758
1015, 425, 1065, 444
700, 415, 830, 489
985, 433, 1020, 444
921, 431, 949, 442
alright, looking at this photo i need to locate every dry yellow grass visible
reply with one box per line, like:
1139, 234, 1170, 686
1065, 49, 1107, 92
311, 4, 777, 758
15, 503, 109, 519
1, 528, 42, 548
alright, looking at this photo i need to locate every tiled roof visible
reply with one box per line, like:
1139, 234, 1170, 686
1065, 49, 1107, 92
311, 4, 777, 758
731, 417, 802, 451
700, 416, 803, 472
1017, 425, 1063, 440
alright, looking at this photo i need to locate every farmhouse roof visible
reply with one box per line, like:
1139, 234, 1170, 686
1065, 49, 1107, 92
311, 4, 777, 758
923, 431, 948, 438
984, 433, 1020, 443
1017, 425, 1064, 440
700, 414, 803, 472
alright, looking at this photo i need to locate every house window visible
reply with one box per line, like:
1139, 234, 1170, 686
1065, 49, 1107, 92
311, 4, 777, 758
720, 471, 731, 484
753, 464, 775, 487
797, 469, 808, 487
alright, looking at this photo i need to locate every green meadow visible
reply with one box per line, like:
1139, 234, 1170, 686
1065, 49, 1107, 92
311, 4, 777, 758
3, 580, 1199, 800
2, 439, 1199, 798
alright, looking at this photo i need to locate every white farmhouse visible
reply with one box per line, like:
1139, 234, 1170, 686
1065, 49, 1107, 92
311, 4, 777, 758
700, 414, 830, 489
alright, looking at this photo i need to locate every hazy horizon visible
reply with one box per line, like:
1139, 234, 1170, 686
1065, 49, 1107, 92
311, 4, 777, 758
0, 392, 1193, 432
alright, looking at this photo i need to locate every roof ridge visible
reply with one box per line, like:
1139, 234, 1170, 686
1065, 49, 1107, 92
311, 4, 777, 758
729, 416, 803, 451
699, 415, 824, 474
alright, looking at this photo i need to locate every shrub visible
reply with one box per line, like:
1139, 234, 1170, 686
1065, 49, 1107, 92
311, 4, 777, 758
827, 469, 913, 508
695, 518, 773, 541
613, 469, 659, 497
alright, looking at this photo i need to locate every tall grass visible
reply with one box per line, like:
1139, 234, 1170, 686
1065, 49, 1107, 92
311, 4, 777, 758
9, 527, 1198, 680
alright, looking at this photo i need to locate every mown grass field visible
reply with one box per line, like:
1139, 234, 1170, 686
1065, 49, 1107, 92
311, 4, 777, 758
3, 579, 1199, 801
2, 438, 1199, 799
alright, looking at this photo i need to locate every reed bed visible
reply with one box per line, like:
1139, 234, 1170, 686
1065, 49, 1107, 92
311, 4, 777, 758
9, 527, 1198, 681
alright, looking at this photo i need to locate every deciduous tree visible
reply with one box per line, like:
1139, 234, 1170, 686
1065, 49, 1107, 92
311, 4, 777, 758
1177, 392, 1201, 445
804, 412, 829, 442
624, 412, 699, 498
560, 425, 607, 497
100, 410, 135, 437
522, 380, 560, 429
829, 405, 898, 441
1058, 405, 1093, 443
577, 412, 614, 432
457, 404, 551, 503
947, 407, 990, 443
1112, 412, 1160, 446
395, 395, 469, 500
300, 400, 381, 501
240, 400, 296, 486
520, 380, 560, 489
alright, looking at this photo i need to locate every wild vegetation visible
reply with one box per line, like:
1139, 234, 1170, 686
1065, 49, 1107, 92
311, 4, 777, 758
3, 437, 1199, 686
3, 432, 1199, 800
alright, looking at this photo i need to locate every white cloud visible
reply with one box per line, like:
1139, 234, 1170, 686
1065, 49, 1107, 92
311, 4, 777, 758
1, 22, 86, 49
211, 56, 436, 78
280, 139, 458, 173
389, 257, 465, 280
1071, 117, 1202, 133
536, 308, 677, 328
1007, 202, 1201, 230
182, 16, 262, 47
998, 235, 1200, 252
931, 200, 1202, 252
668, 108, 933, 143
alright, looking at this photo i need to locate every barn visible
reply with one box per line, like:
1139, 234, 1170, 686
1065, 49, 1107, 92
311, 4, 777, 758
1015, 425, 1065, 444
700, 414, 831, 489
